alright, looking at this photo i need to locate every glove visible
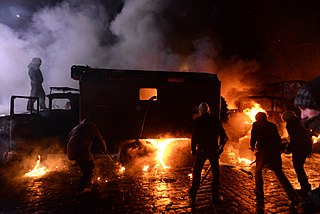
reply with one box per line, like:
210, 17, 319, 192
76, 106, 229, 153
250, 147, 255, 152
191, 150, 197, 157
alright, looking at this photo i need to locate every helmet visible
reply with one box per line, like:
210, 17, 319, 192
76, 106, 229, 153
255, 112, 267, 122
30, 57, 42, 66
282, 110, 297, 122
199, 102, 210, 115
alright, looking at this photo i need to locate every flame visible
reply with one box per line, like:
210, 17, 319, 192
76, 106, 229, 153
146, 138, 188, 170
243, 103, 267, 123
24, 155, 48, 178
313, 135, 320, 144
237, 157, 253, 165
142, 165, 150, 172
147, 139, 173, 169
119, 166, 125, 172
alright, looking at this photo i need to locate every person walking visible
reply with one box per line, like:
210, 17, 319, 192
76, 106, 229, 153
27, 57, 47, 110
250, 112, 299, 204
282, 110, 312, 198
190, 102, 227, 206
67, 118, 107, 194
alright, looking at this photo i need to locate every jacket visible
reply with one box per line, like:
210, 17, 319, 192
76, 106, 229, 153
286, 117, 313, 155
250, 119, 282, 152
67, 119, 107, 162
191, 113, 227, 155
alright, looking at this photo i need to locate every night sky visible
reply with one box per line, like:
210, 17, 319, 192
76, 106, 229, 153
0, 0, 320, 112
2, 1, 319, 56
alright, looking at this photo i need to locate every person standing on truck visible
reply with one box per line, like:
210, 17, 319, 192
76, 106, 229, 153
27, 57, 47, 110
190, 102, 228, 206
282, 110, 312, 198
250, 112, 299, 204
67, 118, 107, 194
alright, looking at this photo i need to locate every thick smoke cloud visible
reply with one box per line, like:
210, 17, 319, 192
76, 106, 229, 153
4, 0, 316, 114
0, 0, 256, 114
0, 1, 180, 112
0, 1, 111, 113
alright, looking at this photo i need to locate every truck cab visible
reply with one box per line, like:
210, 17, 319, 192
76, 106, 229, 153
0, 87, 79, 154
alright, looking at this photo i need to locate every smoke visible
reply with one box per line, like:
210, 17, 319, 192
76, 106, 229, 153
0, 0, 264, 114
218, 58, 261, 109
0, 1, 111, 113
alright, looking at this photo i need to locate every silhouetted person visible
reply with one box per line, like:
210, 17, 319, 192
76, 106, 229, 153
294, 76, 320, 135
27, 57, 47, 110
250, 112, 299, 204
294, 76, 320, 212
282, 110, 312, 198
67, 119, 107, 194
190, 102, 227, 206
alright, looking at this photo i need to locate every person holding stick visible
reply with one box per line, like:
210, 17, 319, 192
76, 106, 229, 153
189, 102, 227, 206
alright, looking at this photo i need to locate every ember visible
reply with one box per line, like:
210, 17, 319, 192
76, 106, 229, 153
24, 155, 48, 178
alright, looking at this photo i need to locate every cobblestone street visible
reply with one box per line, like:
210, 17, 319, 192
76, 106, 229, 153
1, 147, 320, 214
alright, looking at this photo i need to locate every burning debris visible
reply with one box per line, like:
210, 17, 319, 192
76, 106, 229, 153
22, 154, 70, 179
118, 138, 192, 176
24, 155, 47, 178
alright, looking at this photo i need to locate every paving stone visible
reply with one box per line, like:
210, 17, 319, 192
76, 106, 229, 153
0, 153, 319, 213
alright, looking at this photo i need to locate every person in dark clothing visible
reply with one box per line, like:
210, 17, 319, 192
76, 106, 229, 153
190, 102, 228, 205
27, 57, 47, 110
250, 112, 299, 204
294, 76, 320, 135
282, 110, 312, 197
294, 76, 320, 212
67, 119, 107, 194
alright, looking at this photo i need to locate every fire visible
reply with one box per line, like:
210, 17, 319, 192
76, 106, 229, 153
237, 157, 253, 165
119, 166, 125, 173
142, 165, 150, 172
222, 102, 266, 167
313, 135, 320, 144
243, 103, 267, 123
24, 155, 48, 178
146, 138, 188, 170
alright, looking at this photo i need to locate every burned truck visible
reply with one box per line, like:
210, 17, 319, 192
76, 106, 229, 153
70, 65, 222, 166
0, 87, 79, 164
1, 65, 222, 166
0, 87, 79, 159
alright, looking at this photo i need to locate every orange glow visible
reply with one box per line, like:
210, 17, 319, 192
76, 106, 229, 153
224, 102, 266, 166
179, 59, 190, 71
24, 155, 48, 178
237, 157, 253, 165
243, 103, 267, 123
146, 138, 188, 170
119, 166, 125, 173
142, 165, 150, 172
313, 135, 320, 144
